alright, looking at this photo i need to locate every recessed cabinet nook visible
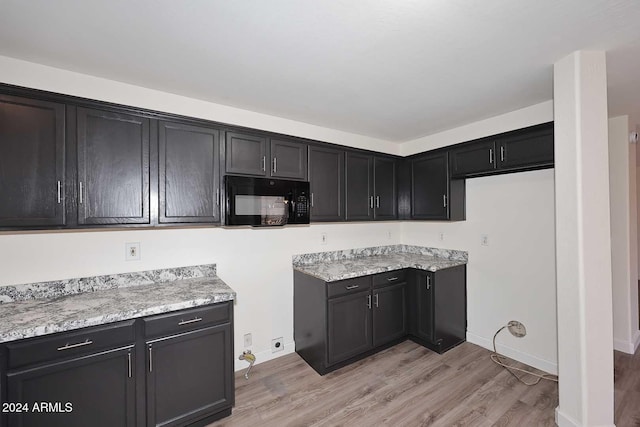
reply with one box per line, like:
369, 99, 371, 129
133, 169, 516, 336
0, 83, 554, 231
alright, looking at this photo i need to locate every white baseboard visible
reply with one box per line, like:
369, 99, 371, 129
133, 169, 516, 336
613, 330, 640, 354
555, 407, 580, 427
555, 406, 615, 427
466, 331, 558, 375
234, 341, 295, 372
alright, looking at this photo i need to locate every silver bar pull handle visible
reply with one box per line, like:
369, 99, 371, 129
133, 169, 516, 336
443, 194, 447, 208
489, 148, 493, 165
57, 339, 93, 351
311, 193, 314, 207
367, 294, 372, 309
216, 188, 220, 206
500, 145, 505, 162
149, 345, 153, 372
369, 196, 374, 209
426, 275, 431, 290
57, 181, 62, 204
273, 157, 277, 174
374, 293, 379, 308
79, 182, 84, 204
128, 351, 132, 378
376, 196, 380, 208
345, 285, 359, 290
387, 277, 399, 282
262, 156, 266, 172
178, 317, 203, 326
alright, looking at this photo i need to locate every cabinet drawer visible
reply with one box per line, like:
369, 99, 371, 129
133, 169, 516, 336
7, 320, 135, 369
144, 302, 231, 338
327, 276, 371, 298
373, 270, 407, 287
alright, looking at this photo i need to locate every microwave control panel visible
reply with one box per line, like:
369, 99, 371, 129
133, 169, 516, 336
295, 194, 309, 218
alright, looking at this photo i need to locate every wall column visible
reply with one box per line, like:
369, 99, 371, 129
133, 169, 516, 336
554, 51, 614, 426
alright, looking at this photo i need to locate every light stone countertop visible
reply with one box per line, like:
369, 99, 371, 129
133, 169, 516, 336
293, 245, 468, 282
0, 267, 235, 343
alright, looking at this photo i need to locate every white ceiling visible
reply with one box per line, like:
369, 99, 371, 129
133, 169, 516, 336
0, 0, 639, 142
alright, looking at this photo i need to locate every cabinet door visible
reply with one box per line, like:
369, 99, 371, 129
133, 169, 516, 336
224, 132, 267, 176
327, 290, 372, 365
0, 95, 65, 227
159, 121, 220, 223
373, 157, 397, 220
449, 139, 496, 178
308, 146, 344, 222
77, 107, 150, 224
497, 123, 554, 171
372, 282, 406, 347
411, 152, 448, 220
432, 265, 467, 351
270, 138, 307, 180
416, 273, 434, 342
345, 152, 373, 221
6, 347, 135, 427
146, 324, 233, 427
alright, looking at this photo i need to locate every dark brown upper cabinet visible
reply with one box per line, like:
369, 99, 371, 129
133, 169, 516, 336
345, 152, 374, 221
345, 153, 398, 221
308, 145, 345, 222
449, 138, 496, 179
270, 138, 307, 180
76, 107, 150, 225
497, 123, 554, 171
225, 132, 307, 180
158, 121, 221, 224
0, 95, 66, 227
373, 157, 397, 220
224, 131, 268, 176
450, 122, 554, 179
411, 152, 465, 221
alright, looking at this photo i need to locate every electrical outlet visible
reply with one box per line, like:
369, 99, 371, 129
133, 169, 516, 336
125, 242, 141, 261
387, 231, 392, 240
271, 337, 284, 353
321, 233, 328, 245
439, 232, 445, 241
244, 333, 252, 348
507, 321, 527, 337
480, 234, 489, 246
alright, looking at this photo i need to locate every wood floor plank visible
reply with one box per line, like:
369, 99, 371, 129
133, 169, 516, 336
209, 340, 639, 427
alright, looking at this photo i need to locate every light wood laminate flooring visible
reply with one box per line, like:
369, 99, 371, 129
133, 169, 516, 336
210, 340, 559, 426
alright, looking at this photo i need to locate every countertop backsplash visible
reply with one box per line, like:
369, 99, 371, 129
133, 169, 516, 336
292, 244, 468, 266
0, 264, 217, 303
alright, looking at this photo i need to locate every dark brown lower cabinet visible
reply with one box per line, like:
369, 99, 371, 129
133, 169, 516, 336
0, 302, 234, 427
146, 324, 233, 427
327, 290, 373, 365
295, 266, 464, 375
372, 282, 407, 347
6, 346, 135, 427
408, 266, 467, 353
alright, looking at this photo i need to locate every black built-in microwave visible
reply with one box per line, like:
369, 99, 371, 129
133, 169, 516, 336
224, 176, 310, 226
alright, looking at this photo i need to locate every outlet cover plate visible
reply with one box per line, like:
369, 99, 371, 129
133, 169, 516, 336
271, 337, 284, 353
125, 242, 141, 261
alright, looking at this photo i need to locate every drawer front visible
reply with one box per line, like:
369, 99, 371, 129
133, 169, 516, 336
373, 269, 407, 287
7, 320, 135, 369
327, 276, 371, 299
144, 302, 231, 338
